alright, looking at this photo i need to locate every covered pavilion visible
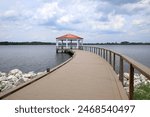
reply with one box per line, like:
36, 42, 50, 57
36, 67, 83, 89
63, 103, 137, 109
56, 34, 83, 53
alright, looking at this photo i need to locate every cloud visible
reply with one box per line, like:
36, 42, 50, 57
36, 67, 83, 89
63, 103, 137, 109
0, 0, 150, 42
89, 12, 125, 32
57, 15, 74, 24
33, 2, 61, 21
122, 0, 150, 13
100, 0, 140, 5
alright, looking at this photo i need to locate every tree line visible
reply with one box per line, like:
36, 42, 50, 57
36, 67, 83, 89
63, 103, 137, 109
0, 41, 150, 45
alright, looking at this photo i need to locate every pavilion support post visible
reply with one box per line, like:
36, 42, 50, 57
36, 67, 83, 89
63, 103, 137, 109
66, 39, 68, 49
61, 40, 63, 51
70, 40, 72, 49
77, 40, 79, 49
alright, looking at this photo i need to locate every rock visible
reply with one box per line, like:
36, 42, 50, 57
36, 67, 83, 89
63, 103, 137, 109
0, 76, 7, 81
23, 77, 30, 82
124, 87, 129, 93
134, 80, 141, 87
8, 69, 22, 76
14, 78, 25, 86
0, 81, 13, 92
140, 74, 146, 79
0, 81, 6, 91
134, 73, 140, 79
37, 71, 46, 76
0, 72, 7, 77
124, 73, 129, 80
15, 73, 23, 79
0, 69, 46, 92
23, 71, 36, 79
7, 75, 18, 83
139, 74, 147, 82
124, 80, 129, 87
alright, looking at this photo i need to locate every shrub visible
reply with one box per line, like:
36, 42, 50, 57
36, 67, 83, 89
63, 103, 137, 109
134, 83, 150, 100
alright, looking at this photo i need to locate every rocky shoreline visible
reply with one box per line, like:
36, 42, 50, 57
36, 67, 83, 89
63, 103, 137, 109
0, 69, 46, 92
123, 72, 150, 93
0, 69, 149, 94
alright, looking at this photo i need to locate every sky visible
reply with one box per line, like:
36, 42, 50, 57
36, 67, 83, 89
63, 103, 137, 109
0, 0, 150, 43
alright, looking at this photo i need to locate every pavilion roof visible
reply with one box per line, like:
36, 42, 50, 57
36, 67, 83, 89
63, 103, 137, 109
56, 34, 83, 40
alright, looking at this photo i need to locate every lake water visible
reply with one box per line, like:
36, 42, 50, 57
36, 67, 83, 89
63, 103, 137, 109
0, 45, 149, 73
0, 45, 71, 73
95, 45, 150, 68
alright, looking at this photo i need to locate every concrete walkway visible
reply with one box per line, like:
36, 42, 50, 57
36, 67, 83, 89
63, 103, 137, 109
3, 50, 128, 100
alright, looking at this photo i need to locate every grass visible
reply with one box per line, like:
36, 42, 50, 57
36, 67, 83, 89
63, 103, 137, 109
134, 83, 150, 100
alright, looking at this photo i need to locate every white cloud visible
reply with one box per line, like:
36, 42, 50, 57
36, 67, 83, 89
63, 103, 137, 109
90, 12, 125, 31
33, 2, 61, 21
0, 0, 150, 42
57, 15, 74, 24
123, 0, 150, 12
132, 19, 145, 25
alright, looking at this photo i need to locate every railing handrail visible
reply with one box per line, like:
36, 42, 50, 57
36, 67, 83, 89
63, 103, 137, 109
82, 45, 150, 99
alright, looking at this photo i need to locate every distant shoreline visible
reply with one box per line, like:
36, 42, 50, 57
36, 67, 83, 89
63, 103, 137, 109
0, 41, 150, 45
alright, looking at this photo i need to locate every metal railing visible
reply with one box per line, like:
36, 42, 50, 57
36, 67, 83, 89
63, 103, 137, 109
82, 46, 150, 100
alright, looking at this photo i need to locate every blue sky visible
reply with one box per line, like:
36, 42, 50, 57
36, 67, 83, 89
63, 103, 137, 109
0, 0, 150, 43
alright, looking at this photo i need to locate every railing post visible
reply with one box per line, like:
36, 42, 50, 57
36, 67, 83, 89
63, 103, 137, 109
106, 50, 108, 61
113, 53, 115, 71
109, 51, 112, 65
83, 46, 84, 50
103, 49, 105, 59
119, 56, 124, 84
129, 64, 134, 100
98, 48, 100, 56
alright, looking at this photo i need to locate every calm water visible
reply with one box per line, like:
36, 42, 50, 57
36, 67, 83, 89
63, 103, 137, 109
0, 45, 149, 73
0, 45, 71, 73
95, 45, 150, 68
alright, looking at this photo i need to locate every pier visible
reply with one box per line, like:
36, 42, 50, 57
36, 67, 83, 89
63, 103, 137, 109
0, 46, 150, 100
1, 49, 129, 100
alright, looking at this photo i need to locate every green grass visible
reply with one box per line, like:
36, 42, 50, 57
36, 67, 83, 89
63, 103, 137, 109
134, 83, 150, 100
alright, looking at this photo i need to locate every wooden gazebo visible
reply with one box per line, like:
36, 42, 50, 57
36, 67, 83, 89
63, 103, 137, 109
56, 34, 83, 53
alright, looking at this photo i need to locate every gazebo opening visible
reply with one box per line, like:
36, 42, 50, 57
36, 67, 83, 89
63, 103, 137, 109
56, 34, 83, 53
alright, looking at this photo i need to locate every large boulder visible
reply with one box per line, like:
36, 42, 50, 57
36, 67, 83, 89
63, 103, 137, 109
23, 71, 36, 79
0, 81, 14, 92
124, 73, 129, 80
8, 69, 22, 76
134, 73, 140, 79
0, 76, 7, 81
14, 78, 25, 86
23, 77, 30, 82
7, 75, 18, 85
37, 71, 46, 76
0, 72, 6, 77
134, 79, 141, 87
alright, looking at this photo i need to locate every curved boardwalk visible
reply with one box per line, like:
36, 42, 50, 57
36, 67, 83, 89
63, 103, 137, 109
3, 50, 128, 100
